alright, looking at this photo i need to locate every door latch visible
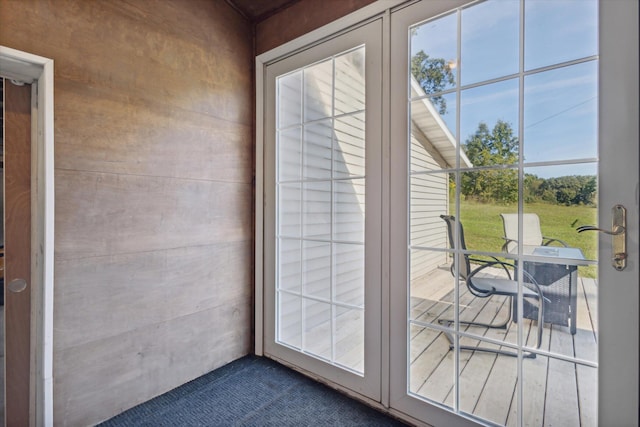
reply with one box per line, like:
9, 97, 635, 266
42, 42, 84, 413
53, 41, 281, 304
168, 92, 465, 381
8, 278, 28, 293
576, 204, 627, 271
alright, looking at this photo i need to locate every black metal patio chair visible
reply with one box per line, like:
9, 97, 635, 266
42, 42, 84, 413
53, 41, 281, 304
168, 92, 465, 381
439, 215, 545, 358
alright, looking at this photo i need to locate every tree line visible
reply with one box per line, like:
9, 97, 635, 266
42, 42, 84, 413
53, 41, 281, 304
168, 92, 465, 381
457, 120, 596, 206
411, 51, 596, 207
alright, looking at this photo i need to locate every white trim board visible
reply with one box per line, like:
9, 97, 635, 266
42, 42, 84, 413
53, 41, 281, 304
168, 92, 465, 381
0, 45, 55, 427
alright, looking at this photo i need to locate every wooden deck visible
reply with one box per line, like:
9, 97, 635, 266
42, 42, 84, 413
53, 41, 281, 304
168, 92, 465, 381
410, 266, 598, 426
282, 262, 598, 426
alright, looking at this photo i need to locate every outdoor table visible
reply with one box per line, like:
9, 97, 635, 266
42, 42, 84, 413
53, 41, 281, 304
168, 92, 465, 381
510, 246, 590, 335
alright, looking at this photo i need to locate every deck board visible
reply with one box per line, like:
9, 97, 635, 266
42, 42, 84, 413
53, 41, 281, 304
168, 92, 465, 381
543, 326, 581, 426
471, 322, 519, 425
409, 266, 598, 426
574, 278, 598, 427
581, 278, 598, 335
506, 319, 552, 427
454, 301, 513, 416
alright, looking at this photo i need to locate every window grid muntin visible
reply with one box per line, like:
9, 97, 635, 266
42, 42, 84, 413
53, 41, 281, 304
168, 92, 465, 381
407, 0, 598, 422
275, 45, 366, 375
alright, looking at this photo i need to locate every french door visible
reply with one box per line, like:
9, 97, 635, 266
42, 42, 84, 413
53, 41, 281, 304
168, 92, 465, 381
389, 1, 638, 426
261, 1, 638, 425
263, 19, 383, 399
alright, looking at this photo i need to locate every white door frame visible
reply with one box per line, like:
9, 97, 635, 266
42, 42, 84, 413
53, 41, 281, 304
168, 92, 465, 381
0, 45, 55, 427
388, 1, 638, 426
255, 0, 406, 359
262, 18, 384, 401
598, 2, 639, 424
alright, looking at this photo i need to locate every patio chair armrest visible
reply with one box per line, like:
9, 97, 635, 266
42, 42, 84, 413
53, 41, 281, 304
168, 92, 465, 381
501, 237, 517, 252
467, 258, 515, 281
467, 260, 548, 304
542, 236, 569, 247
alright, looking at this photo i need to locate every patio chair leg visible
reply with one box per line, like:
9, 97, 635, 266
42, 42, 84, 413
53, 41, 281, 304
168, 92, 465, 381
440, 329, 537, 359
437, 295, 512, 330
535, 294, 545, 350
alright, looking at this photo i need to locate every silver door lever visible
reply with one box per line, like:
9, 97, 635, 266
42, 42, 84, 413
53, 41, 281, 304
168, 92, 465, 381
576, 224, 625, 235
576, 204, 627, 270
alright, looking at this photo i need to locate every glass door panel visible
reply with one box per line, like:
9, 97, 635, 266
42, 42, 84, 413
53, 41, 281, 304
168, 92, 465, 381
264, 19, 382, 400
276, 45, 366, 370
389, 1, 621, 425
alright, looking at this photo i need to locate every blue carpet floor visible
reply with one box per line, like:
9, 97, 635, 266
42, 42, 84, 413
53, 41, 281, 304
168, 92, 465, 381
100, 355, 408, 426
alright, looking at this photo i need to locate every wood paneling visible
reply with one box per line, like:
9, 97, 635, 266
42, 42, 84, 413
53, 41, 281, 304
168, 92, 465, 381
0, 0, 254, 425
54, 241, 252, 349
55, 170, 251, 259
255, 0, 376, 55
54, 80, 253, 183
53, 295, 252, 426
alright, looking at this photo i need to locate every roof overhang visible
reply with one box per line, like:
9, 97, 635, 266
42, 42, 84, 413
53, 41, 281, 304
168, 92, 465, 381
410, 77, 472, 168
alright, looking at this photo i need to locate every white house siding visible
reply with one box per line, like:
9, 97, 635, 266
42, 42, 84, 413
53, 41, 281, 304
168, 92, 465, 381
275, 47, 367, 371
409, 122, 450, 281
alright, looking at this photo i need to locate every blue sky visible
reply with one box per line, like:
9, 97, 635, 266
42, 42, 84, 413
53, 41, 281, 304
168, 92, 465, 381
410, 0, 598, 178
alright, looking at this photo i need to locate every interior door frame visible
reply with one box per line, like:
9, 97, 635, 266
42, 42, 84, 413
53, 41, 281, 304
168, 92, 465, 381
0, 46, 55, 427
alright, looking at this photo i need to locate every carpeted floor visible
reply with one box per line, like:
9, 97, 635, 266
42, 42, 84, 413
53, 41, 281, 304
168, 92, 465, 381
100, 355, 408, 427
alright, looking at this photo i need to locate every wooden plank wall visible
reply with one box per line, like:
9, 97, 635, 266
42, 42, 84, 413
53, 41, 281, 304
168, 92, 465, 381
0, 1, 253, 425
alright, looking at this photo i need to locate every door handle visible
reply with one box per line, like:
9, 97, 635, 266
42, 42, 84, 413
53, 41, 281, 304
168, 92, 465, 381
8, 278, 27, 293
575, 225, 624, 235
576, 204, 626, 271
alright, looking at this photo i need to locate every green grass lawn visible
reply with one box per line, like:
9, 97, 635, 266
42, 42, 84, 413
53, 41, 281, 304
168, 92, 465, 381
455, 201, 598, 278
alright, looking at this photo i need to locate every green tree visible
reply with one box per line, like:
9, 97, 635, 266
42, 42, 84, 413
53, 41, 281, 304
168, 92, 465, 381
461, 120, 518, 204
524, 173, 545, 203
578, 176, 597, 206
410, 50, 455, 114
539, 175, 597, 206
